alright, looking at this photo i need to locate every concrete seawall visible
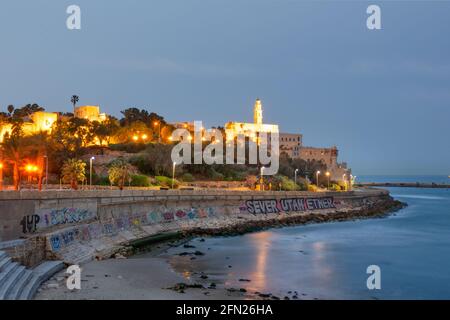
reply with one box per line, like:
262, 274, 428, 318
0, 189, 400, 266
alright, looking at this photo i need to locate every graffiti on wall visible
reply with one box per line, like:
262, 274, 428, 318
48, 205, 222, 251
21, 208, 96, 234
20, 214, 41, 233
243, 197, 335, 215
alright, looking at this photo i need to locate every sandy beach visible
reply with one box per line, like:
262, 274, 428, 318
34, 240, 254, 300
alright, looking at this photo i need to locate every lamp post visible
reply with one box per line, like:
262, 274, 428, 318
90, 157, 95, 190
172, 162, 176, 189
0, 162, 3, 191
43, 155, 48, 189
343, 174, 347, 191
294, 169, 299, 185
316, 171, 321, 189
326, 171, 330, 190
260, 167, 265, 191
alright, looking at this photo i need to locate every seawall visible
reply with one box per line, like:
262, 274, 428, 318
0, 189, 402, 266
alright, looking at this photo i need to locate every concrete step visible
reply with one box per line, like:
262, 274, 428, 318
0, 265, 25, 299
0, 251, 6, 261
19, 261, 64, 300
0, 262, 19, 288
6, 269, 33, 300
0, 256, 12, 272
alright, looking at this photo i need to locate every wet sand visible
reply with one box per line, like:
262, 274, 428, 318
34, 241, 252, 300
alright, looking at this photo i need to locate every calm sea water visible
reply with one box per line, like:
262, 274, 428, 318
358, 175, 449, 184
165, 178, 450, 299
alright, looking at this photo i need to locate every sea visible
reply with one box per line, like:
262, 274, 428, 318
164, 175, 450, 299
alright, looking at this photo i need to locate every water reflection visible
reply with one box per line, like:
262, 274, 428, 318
246, 231, 272, 292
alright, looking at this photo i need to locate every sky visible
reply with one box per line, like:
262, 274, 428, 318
0, 0, 449, 175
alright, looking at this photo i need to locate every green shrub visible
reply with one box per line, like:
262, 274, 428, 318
296, 177, 309, 191
130, 174, 150, 187
279, 176, 298, 191
155, 176, 179, 188
330, 183, 342, 191
308, 184, 318, 192
181, 173, 194, 182
95, 175, 111, 186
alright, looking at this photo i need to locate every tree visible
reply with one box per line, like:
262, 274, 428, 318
71, 95, 79, 110
90, 116, 119, 146
108, 158, 132, 190
24, 132, 49, 191
7, 105, 14, 116
1, 118, 28, 190
61, 158, 86, 190
120, 108, 150, 127
1, 132, 24, 190
13, 104, 44, 118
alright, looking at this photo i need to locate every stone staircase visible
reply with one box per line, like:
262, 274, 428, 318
0, 250, 64, 300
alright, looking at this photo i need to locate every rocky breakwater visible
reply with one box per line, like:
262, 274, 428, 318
181, 189, 405, 238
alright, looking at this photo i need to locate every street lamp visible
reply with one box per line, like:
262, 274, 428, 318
90, 157, 95, 190
326, 171, 330, 190
294, 169, 299, 185
316, 171, 321, 189
172, 162, 176, 189
260, 167, 265, 191
43, 155, 48, 189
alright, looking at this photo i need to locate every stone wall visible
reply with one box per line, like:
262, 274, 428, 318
0, 189, 393, 266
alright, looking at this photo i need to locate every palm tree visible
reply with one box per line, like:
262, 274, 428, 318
108, 158, 132, 190
61, 158, 86, 190
71, 95, 79, 110
2, 135, 23, 190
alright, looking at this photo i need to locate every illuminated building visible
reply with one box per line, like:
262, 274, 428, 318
74, 105, 107, 122
225, 99, 279, 141
0, 111, 58, 142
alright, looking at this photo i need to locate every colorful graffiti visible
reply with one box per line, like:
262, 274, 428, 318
244, 197, 335, 215
48, 206, 221, 251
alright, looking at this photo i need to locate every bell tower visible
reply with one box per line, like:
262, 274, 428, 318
253, 98, 263, 125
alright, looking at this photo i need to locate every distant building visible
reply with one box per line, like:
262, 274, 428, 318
74, 105, 106, 122
280, 133, 303, 158
225, 99, 279, 142
279, 133, 350, 181
0, 111, 58, 142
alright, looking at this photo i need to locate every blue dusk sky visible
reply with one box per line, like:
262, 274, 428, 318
0, 0, 449, 175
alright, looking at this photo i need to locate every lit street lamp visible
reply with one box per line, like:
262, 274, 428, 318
316, 171, 321, 189
294, 169, 299, 185
90, 157, 95, 190
260, 167, 265, 191
326, 171, 330, 190
172, 162, 176, 189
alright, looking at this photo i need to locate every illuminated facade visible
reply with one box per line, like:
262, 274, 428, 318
0, 111, 58, 142
74, 105, 107, 122
225, 99, 279, 140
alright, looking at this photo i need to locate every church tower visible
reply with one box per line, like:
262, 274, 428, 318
253, 98, 263, 125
